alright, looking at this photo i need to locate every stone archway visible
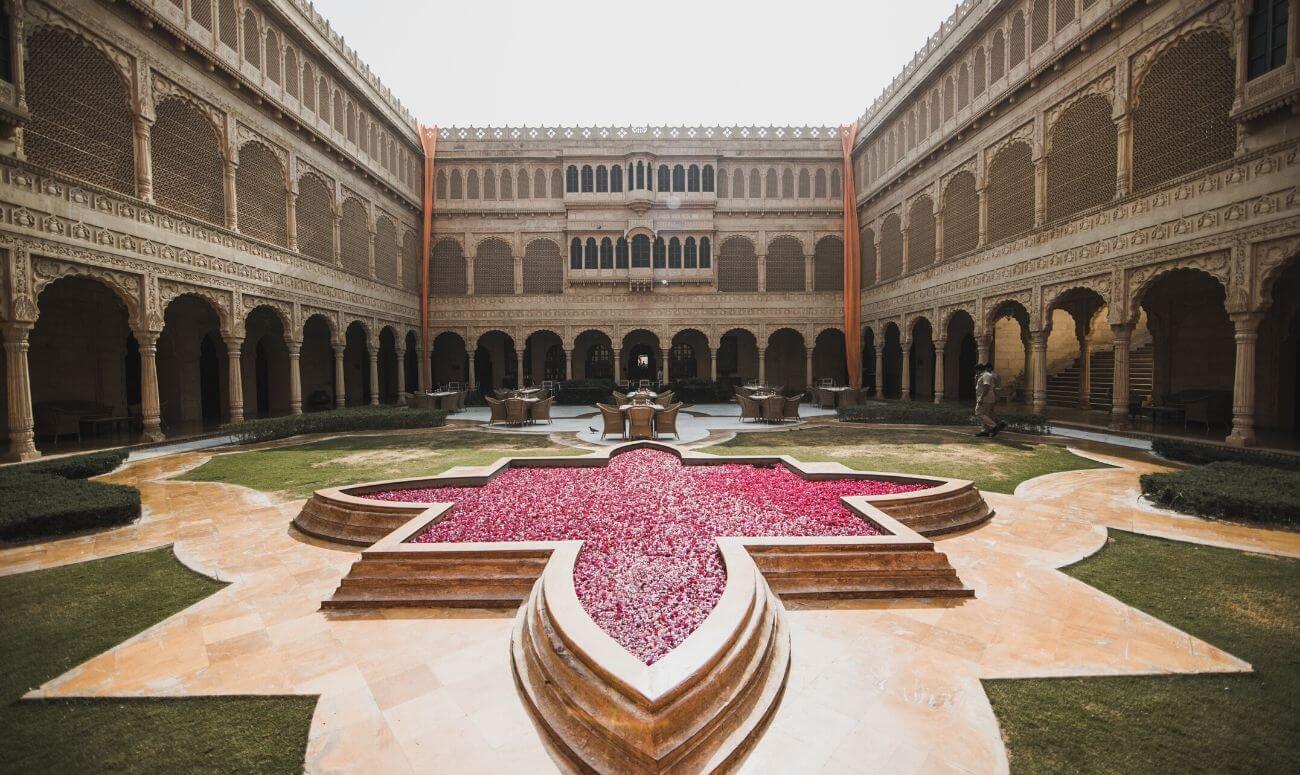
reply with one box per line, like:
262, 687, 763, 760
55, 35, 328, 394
943, 311, 979, 403
909, 317, 935, 401
988, 300, 1031, 404
621, 329, 660, 385
812, 329, 848, 386
766, 328, 807, 392
243, 306, 290, 418
524, 330, 564, 385
378, 327, 400, 403
158, 294, 230, 429
718, 328, 759, 386
301, 315, 337, 411
404, 331, 420, 396
574, 330, 613, 381
475, 330, 517, 394
432, 331, 468, 388
669, 329, 710, 382
862, 327, 877, 395
882, 323, 903, 399
343, 321, 372, 406
1257, 255, 1300, 442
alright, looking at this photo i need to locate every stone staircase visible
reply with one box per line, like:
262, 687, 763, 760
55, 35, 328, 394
1046, 343, 1153, 410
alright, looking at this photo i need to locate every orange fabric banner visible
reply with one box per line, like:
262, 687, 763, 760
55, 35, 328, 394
840, 122, 863, 389
417, 125, 438, 392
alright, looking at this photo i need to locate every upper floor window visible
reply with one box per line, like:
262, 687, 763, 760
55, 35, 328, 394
616, 237, 629, 268
657, 165, 671, 191
687, 165, 700, 192
611, 165, 623, 192
569, 237, 582, 269
580, 165, 594, 193
631, 234, 651, 268
566, 165, 579, 193
1248, 0, 1289, 79
672, 164, 686, 192
0, 11, 12, 82
653, 237, 667, 268
702, 165, 715, 192
596, 165, 609, 192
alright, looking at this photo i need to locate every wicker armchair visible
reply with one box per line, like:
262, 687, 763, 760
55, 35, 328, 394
493, 388, 510, 400
656, 390, 675, 406
655, 402, 682, 439
817, 388, 837, 409
505, 398, 529, 425
737, 394, 762, 422
612, 390, 628, 405
763, 394, 785, 422
782, 396, 802, 421
597, 403, 625, 439
626, 405, 656, 440
485, 397, 506, 425
531, 396, 554, 424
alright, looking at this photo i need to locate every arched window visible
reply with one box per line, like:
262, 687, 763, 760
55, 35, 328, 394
1056, 0, 1075, 31
151, 98, 225, 224
973, 48, 986, 97
631, 234, 651, 268
236, 141, 288, 247
569, 237, 583, 269
987, 142, 1035, 241
671, 164, 686, 192
26, 28, 136, 195
702, 165, 715, 192
296, 173, 335, 264
301, 62, 314, 109
244, 12, 263, 66
284, 45, 298, 96
717, 237, 756, 292
474, 239, 515, 294
1132, 30, 1235, 192
219, 1, 237, 49
684, 237, 697, 268
517, 169, 530, 199
653, 237, 666, 268
500, 169, 513, 199
907, 196, 936, 271
918, 102, 928, 140
765, 168, 778, 199
332, 90, 344, 132
929, 90, 940, 134
544, 345, 566, 380
636, 160, 645, 189
669, 342, 697, 379
192, 0, 213, 29
831, 168, 842, 198
699, 237, 711, 268
586, 343, 613, 379
466, 169, 480, 199
1010, 12, 1027, 65
401, 229, 420, 291
535, 169, 547, 198
610, 164, 623, 192
551, 168, 563, 198
658, 165, 671, 191
860, 228, 877, 287
668, 237, 682, 269
596, 165, 608, 193
616, 237, 629, 269
798, 169, 811, 198
599, 237, 614, 269
265, 30, 281, 83
957, 63, 970, 109
523, 239, 562, 294
318, 77, 329, 119
374, 216, 399, 285
449, 169, 463, 199
580, 165, 593, 193
340, 198, 370, 277
687, 164, 700, 192
1046, 94, 1116, 222
942, 171, 979, 258
765, 236, 805, 292
431, 239, 467, 295
814, 169, 827, 198
943, 76, 955, 120
781, 168, 795, 198
813, 236, 843, 292
878, 214, 903, 281
566, 165, 579, 193
1031, 0, 1050, 51
991, 30, 1006, 81
584, 237, 598, 269
482, 169, 496, 199
749, 168, 762, 198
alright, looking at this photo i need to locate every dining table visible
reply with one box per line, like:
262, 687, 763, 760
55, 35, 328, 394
616, 401, 667, 440
820, 386, 855, 406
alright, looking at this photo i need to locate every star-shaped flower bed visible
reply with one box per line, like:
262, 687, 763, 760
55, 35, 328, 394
369, 448, 927, 663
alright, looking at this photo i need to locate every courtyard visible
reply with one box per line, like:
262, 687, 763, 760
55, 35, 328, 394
2, 402, 1297, 773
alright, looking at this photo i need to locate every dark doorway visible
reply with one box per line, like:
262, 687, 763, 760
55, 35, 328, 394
626, 344, 657, 382
474, 347, 493, 397
199, 333, 221, 424
958, 334, 978, 401
124, 334, 141, 409
255, 340, 270, 417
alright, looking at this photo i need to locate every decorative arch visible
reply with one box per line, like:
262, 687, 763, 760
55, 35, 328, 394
765, 236, 805, 292
236, 141, 288, 247
473, 238, 514, 295
986, 141, 1035, 242
717, 236, 758, 293
813, 236, 844, 292
523, 238, 563, 295
430, 238, 468, 295
1126, 255, 1230, 324
908, 196, 937, 271
296, 173, 336, 264
374, 216, 399, 285
878, 213, 904, 281
339, 197, 371, 277
1046, 92, 1116, 222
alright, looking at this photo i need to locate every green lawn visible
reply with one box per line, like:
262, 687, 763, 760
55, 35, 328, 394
984, 531, 1300, 774
713, 425, 1109, 493
178, 428, 584, 498
3, 547, 316, 774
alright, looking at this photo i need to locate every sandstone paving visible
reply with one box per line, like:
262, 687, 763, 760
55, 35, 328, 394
3, 442, 1298, 774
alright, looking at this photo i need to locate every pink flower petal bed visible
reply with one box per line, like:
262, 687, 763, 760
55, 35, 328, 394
370, 448, 927, 664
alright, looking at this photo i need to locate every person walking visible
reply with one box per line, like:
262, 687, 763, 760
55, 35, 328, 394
974, 363, 1007, 437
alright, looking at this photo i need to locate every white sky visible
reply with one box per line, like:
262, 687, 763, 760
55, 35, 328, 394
311, 0, 957, 128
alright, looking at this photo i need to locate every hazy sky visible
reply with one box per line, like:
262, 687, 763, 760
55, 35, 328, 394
310, 0, 956, 127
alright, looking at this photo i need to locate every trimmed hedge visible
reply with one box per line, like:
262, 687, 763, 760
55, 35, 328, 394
1151, 438, 1300, 471
0, 449, 139, 542
664, 378, 735, 404
1141, 462, 1300, 526
556, 379, 615, 405
226, 405, 448, 444
838, 400, 1049, 435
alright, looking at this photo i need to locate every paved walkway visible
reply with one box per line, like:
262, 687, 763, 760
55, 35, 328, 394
3, 429, 1298, 773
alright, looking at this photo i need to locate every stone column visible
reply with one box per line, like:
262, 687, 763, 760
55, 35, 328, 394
805, 349, 814, 389
368, 349, 380, 405
467, 355, 476, 393
1110, 323, 1132, 430
976, 333, 991, 365
133, 115, 154, 203
395, 344, 407, 404
466, 257, 476, 295
1033, 157, 1047, 227
613, 348, 622, 383
756, 255, 766, 292
134, 329, 165, 442
933, 338, 947, 404
976, 185, 989, 247
1030, 329, 1048, 415
661, 347, 669, 384
758, 346, 767, 386
709, 346, 718, 382
900, 339, 912, 401
516, 348, 526, 388
287, 340, 303, 415
225, 336, 244, 423
286, 184, 299, 252
874, 347, 884, 397
223, 158, 239, 231
1077, 332, 1092, 410
3, 323, 39, 461
1114, 113, 1133, 199
934, 207, 946, 264
564, 347, 573, 381
331, 208, 342, 264
334, 346, 346, 408
1226, 312, 1262, 447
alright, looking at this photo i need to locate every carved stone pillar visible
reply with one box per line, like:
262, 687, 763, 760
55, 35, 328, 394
331, 207, 342, 264
564, 347, 573, 381
3, 323, 39, 461
287, 340, 303, 415
661, 347, 669, 385
1033, 156, 1047, 227
613, 348, 622, 383
467, 354, 476, 393
758, 346, 767, 386
977, 186, 989, 247
135, 329, 164, 442
223, 158, 239, 231
1226, 312, 1262, 447
1030, 329, 1048, 415
225, 336, 244, 423
368, 349, 380, 405
466, 257, 476, 295
1077, 333, 1092, 410
1110, 323, 1132, 430
1114, 113, 1133, 199
900, 225, 911, 276
805, 349, 814, 390
900, 339, 912, 401
517, 347, 526, 388
756, 255, 766, 293
933, 338, 947, 404
334, 346, 346, 408
395, 345, 407, 404
934, 207, 946, 264
874, 347, 884, 397
709, 346, 718, 382
133, 115, 154, 203
976, 333, 991, 365
286, 183, 299, 252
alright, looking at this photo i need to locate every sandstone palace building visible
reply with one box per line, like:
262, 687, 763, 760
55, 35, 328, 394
0, 0, 1297, 460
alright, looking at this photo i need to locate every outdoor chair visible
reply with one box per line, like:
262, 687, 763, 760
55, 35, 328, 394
783, 395, 802, 421
817, 388, 837, 409
493, 388, 510, 400
627, 405, 655, 440
612, 390, 629, 405
763, 395, 785, 422
655, 403, 682, 439
655, 390, 675, 407
505, 398, 529, 425
737, 394, 762, 423
597, 404, 625, 439
531, 396, 554, 424
485, 396, 506, 425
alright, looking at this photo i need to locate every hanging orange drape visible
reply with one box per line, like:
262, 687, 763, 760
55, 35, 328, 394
417, 125, 438, 392
840, 121, 863, 388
